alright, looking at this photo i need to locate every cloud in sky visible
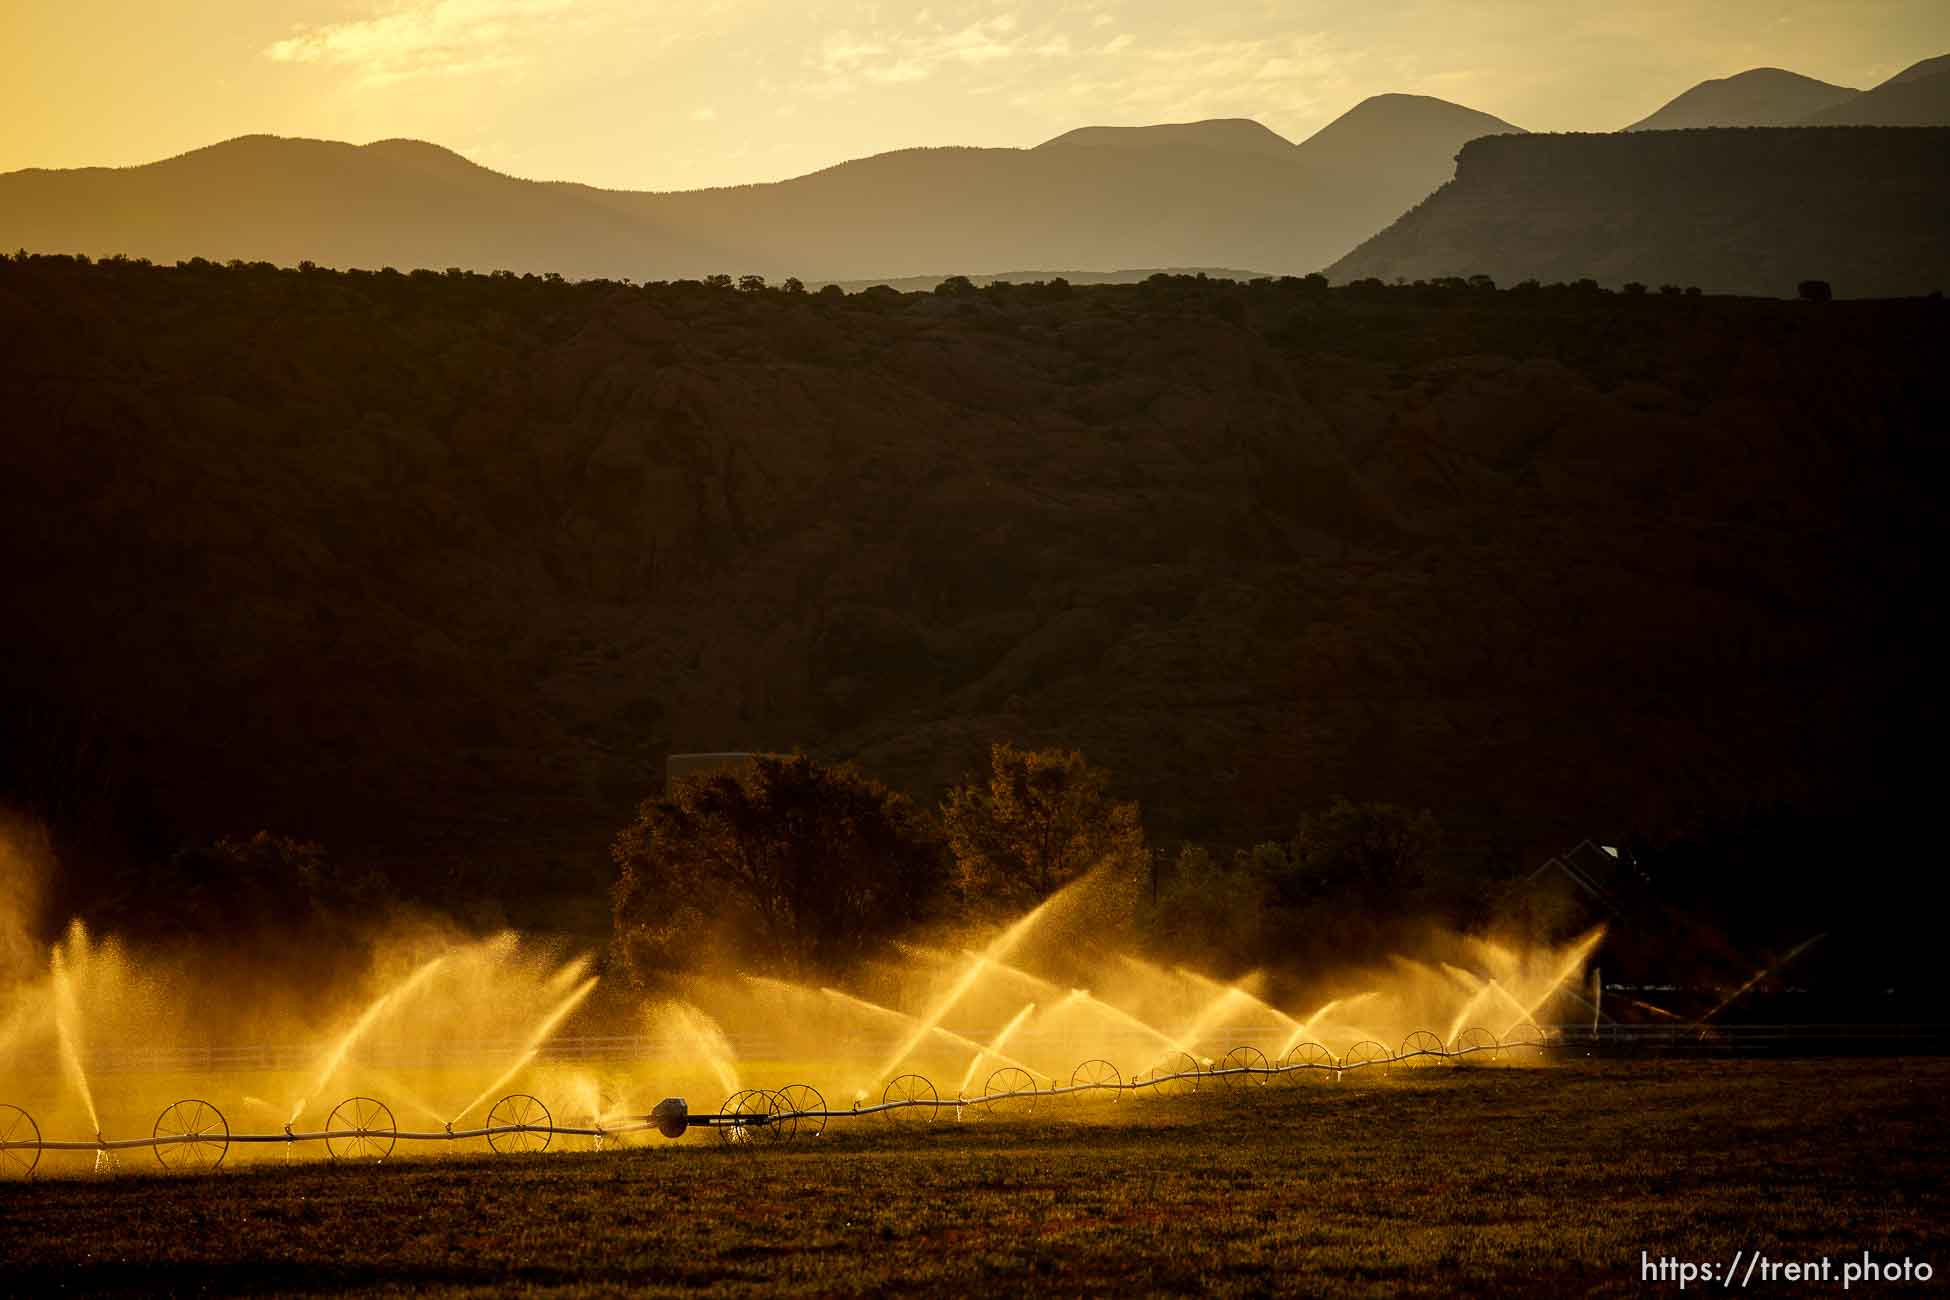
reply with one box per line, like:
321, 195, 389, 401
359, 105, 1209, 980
807, 13, 1078, 91
265, 0, 581, 84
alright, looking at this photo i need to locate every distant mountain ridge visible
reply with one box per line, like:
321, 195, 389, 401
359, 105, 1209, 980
1624, 68, 1859, 130
1626, 53, 1950, 129
1327, 127, 1950, 298
1801, 54, 1950, 125
1036, 118, 1299, 158
0, 95, 1523, 281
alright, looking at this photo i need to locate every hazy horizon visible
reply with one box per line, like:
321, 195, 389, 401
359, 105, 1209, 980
6, 0, 1948, 191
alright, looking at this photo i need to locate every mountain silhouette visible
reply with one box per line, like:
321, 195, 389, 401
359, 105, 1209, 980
0, 134, 739, 279
1624, 68, 1859, 130
0, 96, 1521, 281
1037, 118, 1299, 158
1800, 53, 1950, 125
1327, 127, 1950, 297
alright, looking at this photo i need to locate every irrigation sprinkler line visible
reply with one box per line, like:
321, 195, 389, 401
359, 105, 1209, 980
2, 1035, 1547, 1160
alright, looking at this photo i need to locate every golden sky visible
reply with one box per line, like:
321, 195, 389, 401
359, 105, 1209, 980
5, 1, 1948, 190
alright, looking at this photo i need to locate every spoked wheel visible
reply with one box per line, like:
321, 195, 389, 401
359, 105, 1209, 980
882, 1073, 939, 1123
1451, 1027, 1497, 1060
1280, 1041, 1334, 1080
1340, 1041, 1390, 1073
774, 1084, 827, 1138
1, 1105, 40, 1178
1500, 1022, 1546, 1061
1218, 1045, 1270, 1087
1139, 1051, 1202, 1096
717, 1089, 762, 1145
1070, 1058, 1122, 1101
154, 1099, 229, 1170
735, 1089, 794, 1143
1400, 1030, 1446, 1064
325, 1096, 397, 1162
487, 1093, 552, 1153
983, 1067, 1037, 1115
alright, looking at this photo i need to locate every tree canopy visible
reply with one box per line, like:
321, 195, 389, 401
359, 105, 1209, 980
611, 753, 945, 982
942, 743, 1146, 911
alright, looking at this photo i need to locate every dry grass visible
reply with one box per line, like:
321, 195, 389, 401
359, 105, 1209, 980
3, 1059, 1945, 1296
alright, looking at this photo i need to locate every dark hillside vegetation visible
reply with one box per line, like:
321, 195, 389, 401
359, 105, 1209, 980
1330, 127, 1950, 297
0, 257, 1941, 935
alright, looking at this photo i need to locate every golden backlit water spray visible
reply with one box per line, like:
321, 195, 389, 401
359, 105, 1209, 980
955, 1001, 1038, 1095
1277, 991, 1379, 1058
1057, 988, 1189, 1059
1175, 987, 1256, 1058
287, 953, 447, 1126
1498, 929, 1606, 1037
1697, 933, 1826, 1030
659, 1001, 741, 1096
872, 895, 1059, 1084
49, 927, 99, 1134
1440, 965, 1498, 1046
450, 973, 599, 1125
1172, 964, 1303, 1037
825, 986, 1051, 1083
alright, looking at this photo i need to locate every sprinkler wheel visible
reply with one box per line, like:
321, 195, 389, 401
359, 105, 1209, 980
1341, 1041, 1390, 1073
325, 1096, 397, 1162
983, 1067, 1037, 1114
1070, 1058, 1122, 1100
0, 1104, 39, 1178
736, 1089, 794, 1143
774, 1084, 827, 1137
1500, 1023, 1546, 1061
1279, 1041, 1333, 1080
1451, 1027, 1497, 1059
1400, 1030, 1446, 1063
486, 1093, 552, 1153
154, 1099, 229, 1170
1218, 1045, 1269, 1086
882, 1073, 939, 1122
1139, 1051, 1202, 1096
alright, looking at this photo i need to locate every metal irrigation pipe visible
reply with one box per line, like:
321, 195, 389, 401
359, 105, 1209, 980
1, 1034, 1548, 1160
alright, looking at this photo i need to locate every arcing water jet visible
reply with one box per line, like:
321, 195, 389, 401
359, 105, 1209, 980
1498, 929, 1606, 1038
1277, 991, 1379, 1058
823, 987, 1052, 1084
956, 1001, 1038, 1095
287, 953, 447, 1126
1698, 933, 1826, 1030
1055, 988, 1189, 1061
871, 894, 1059, 1084
450, 973, 599, 1125
48, 929, 99, 1134
657, 1001, 741, 1096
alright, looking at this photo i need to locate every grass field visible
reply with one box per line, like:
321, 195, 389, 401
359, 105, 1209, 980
4, 1060, 1945, 1296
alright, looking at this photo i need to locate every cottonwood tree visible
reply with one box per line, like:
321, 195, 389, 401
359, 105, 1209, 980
942, 743, 1146, 911
611, 754, 945, 982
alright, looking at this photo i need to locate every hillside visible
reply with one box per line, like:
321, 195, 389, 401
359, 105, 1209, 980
1623, 68, 1858, 130
0, 136, 739, 281
0, 97, 1520, 282
1327, 127, 1950, 297
1802, 53, 1950, 125
1, 257, 1940, 933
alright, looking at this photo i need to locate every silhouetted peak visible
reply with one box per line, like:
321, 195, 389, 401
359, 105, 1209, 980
1625, 67, 1859, 130
1799, 51, 1950, 124
358, 138, 483, 169
1882, 53, 1950, 87
1035, 118, 1296, 157
1297, 94, 1523, 159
